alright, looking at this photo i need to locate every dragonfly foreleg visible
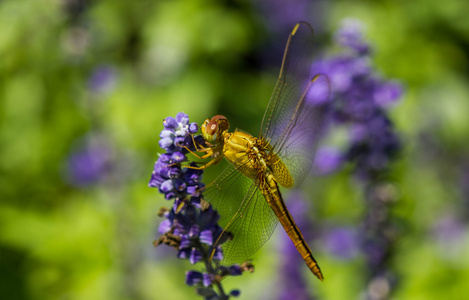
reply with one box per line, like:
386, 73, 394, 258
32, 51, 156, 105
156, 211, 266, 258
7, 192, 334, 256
178, 142, 215, 160
182, 155, 223, 170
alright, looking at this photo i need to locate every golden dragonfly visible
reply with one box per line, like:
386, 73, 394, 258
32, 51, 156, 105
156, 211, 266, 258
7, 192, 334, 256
190, 22, 330, 281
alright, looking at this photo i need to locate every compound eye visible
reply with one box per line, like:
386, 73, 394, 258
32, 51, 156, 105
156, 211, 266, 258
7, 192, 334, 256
210, 115, 229, 132
205, 120, 218, 136
211, 115, 227, 122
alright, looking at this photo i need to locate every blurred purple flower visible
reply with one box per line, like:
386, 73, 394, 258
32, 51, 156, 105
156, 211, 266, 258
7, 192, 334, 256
312, 18, 403, 180
460, 166, 469, 221
358, 183, 400, 299
313, 146, 343, 175
335, 18, 370, 55
254, 0, 328, 73
324, 226, 359, 260
373, 81, 403, 108
432, 214, 468, 261
88, 65, 117, 94
307, 74, 331, 105
254, 0, 328, 36
66, 134, 113, 186
433, 215, 466, 245
256, 0, 312, 33
312, 19, 404, 299
186, 271, 211, 287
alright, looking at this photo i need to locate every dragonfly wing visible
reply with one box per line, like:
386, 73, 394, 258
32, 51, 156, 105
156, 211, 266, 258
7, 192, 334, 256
260, 22, 330, 187
204, 164, 279, 265
260, 22, 314, 145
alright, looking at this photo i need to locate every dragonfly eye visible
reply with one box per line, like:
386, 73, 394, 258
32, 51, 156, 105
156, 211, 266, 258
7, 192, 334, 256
201, 115, 230, 144
211, 115, 230, 132
206, 120, 218, 135
202, 120, 219, 143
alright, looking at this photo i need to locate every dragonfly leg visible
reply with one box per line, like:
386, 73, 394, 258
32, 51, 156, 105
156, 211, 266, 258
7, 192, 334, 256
182, 156, 223, 170
190, 148, 215, 160
178, 143, 214, 160
190, 133, 206, 152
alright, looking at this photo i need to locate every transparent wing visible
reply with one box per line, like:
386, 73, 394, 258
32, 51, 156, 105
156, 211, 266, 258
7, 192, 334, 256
260, 22, 330, 187
204, 164, 278, 265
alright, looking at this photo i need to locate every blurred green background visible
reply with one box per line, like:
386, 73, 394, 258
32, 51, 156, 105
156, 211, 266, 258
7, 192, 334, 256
1, 0, 468, 299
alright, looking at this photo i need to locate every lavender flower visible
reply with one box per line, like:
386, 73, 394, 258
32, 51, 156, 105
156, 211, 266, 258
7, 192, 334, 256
150, 113, 250, 299
335, 18, 370, 55
312, 19, 404, 299
149, 112, 203, 201
88, 65, 117, 94
359, 183, 400, 300
323, 226, 359, 260
313, 18, 403, 180
432, 213, 468, 261
66, 133, 114, 186
313, 146, 343, 175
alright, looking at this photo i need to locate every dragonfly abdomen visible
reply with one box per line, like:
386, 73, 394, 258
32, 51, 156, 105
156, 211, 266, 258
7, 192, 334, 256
262, 172, 324, 281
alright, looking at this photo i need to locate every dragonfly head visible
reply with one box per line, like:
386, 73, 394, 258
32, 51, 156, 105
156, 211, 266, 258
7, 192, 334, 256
201, 115, 230, 145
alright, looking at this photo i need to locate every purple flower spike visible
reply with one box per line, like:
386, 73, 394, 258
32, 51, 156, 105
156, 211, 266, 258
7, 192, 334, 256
152, 113, 251, 297
167, 165, 181, 178
148, 171, 165, 188
189, 248, 203, 264
186, 271, 212, 286
186, 271, 205, 287
199, 230, 213, 245
212, 247, 224, 261
227, 265, 242, 276
164, 191, 176, 200
66, 134, 118, 187
88, 65, 116, 94
171, 151, 187, 163
163, 117, 178, 129
176, 112, 190, 125
335, 18, 370, 55
189, 122, 198, 134
160, 129, 175, 139
324, 227, 359, 260
312, 18, 403, 179
180, 236, 191, 249
158, 219, 172, 234
159, 153, 172, 163
307, 74, 330, 105
174, 179, 187, 192
174, 136, 188, 147
159, 137, 173, 150
189, 224, 200, 238
178, 248, 190, 260
159, 179, 174, 193
314, 146, 343, 175
373, 81, 403, 107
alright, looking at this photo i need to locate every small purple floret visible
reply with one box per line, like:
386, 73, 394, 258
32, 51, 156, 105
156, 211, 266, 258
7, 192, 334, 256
185, 271, 211, 287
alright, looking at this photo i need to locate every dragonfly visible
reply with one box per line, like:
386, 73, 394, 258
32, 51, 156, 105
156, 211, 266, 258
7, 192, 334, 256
190, 22, 330, 281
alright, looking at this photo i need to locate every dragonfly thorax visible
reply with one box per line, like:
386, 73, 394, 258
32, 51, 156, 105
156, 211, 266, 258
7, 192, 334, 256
201, 115, 293, 187
222, 130, 274, 182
